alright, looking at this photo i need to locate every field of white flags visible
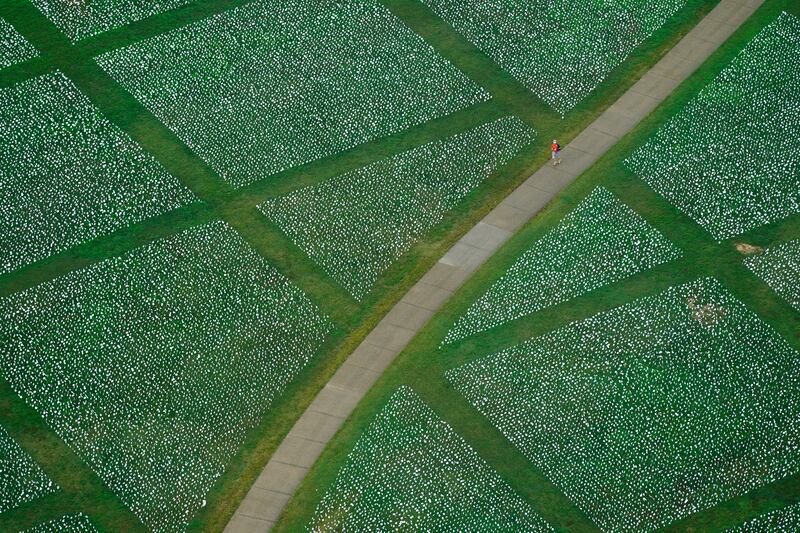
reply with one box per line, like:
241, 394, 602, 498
744, 238, 800, 311
420, 0, 685, 114
0, 71, 195, 276
443, 186, 681, 344
625, 12, 800, 241
260, 116, 535, 300
0, 18, 37, 69
30, 0, 191, 42
0, 425, 57, 513
308, 386, 552, 532
446, 277, 800, 532
25, 513, 97, 533
731, 502, 800, 532
0, 221, 334, 532
96, 0, 489, 189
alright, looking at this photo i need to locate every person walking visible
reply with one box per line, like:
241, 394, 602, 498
551, 139, 561, 166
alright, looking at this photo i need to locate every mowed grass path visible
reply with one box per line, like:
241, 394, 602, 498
0, 0, 717, 530
276, 1, 800, 532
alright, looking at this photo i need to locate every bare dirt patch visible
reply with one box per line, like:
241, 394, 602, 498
687, 296, 727, 326
735, 242, 764, 255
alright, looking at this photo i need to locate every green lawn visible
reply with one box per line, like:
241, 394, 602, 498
27, 0, 193, 42
96, 0, 490, 188
308, 386, 551, 532
624, 11, 800, 241
419, 0, 689, 115
259, 116, 536, 300
744, 238, 800, 312
0, 425, 56, 513
23, 513, 98, 533
0, 17, 36, 68
275, 1, 800, 532
448, 277, 800, 533
0, 70, 195, 275
442, 185, 681, 344
0, 221, 334, 532
0, 0, 719, 530
731, 501, 800, 531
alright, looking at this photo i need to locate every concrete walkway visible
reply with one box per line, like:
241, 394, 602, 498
224, 0, 762, 530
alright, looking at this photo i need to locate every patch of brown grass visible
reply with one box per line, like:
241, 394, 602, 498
734, 242, 764, 255
687, 296, 727, 327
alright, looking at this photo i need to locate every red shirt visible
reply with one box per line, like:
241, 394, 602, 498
552, 142, 559, 152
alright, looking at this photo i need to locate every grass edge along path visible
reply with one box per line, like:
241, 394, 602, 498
249, 1, 764, 531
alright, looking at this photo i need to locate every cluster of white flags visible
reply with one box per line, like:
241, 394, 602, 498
626, 12, 800, 241
744, 238, 800, 311
420, 0, 686, 114
261, 116, 535, 300
30, 0, 192, 42
447, 277, 800, 532
96, 0, 489, 189
0, 221, 333, 531
0, 425, 57, 513
309, 386, 552, 532
444, 186, 681, 344
0, 17, 37, 69
0, 71, 194, 276
23, 513, 98, 533
730, 501, 800, 532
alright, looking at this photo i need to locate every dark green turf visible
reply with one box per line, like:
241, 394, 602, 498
275, 1, 800, 532
0, 0, 719, 530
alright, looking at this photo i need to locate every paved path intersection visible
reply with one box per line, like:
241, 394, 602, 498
225, 0, 764, 529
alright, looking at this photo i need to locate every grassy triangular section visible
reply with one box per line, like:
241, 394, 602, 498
24, 513, 98, 532
0, 425, 57, 513
444, 186, 680, 344
309, 386, 551, 532
624, 12, 800, 241
0, 17, 37, 69
730, 501, 800, 531
744, 238, 800, 312
419, 0, 686, 114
